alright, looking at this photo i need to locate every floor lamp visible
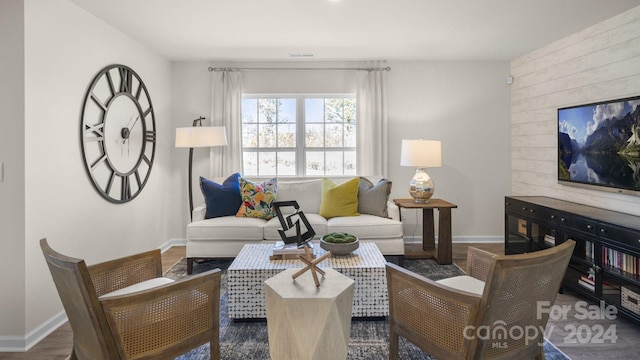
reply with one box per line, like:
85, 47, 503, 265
175, 117, 228, 221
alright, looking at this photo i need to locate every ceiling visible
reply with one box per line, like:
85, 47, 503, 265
70, 0, 640, 62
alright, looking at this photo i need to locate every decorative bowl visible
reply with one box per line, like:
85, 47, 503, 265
320, 232, 359, 256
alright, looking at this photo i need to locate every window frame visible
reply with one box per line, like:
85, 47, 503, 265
241, 94, 356, 177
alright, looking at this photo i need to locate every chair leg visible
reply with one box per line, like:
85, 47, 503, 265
210, 339, 220, 360
389, 329, 399, 360
535, 347, 546, 360
187, 258, 194, 274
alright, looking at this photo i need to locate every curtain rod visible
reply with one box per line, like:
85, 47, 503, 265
208, 66, 391, 72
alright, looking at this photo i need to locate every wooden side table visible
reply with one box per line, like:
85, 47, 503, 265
264, 268, 355, 360
393, 198, 458, 264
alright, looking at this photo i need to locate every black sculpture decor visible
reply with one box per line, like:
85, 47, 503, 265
273, 201, 315, 246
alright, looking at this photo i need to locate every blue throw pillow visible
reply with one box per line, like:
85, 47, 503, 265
200, 173, 242, 219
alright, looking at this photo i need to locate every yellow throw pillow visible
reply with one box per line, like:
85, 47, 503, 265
319, 177, 360, 219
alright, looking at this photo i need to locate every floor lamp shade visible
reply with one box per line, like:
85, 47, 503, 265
175, 126, 228, 221
400, 140, 442, 203
175, 126, 228, 148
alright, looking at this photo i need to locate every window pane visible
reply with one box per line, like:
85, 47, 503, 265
243, 151, 257, 176
279, 99, 296, 123
344, 123, 356, 147
344, 151, 356, 175
305, 124, 324, 147
277, 124, 296, 147
325, 151, 343, 175
325, 124, 343, 147
242, 99, 257, 123
258, 99, 278, 123
305, 98, 324, 123
305, 151, 324, 176
325, 98, 344, 123
259, 152, 276, 176
344, 98, 356, 123
277, 152, 296, 176
242, 124, 258, 147
259, 124, 276, 147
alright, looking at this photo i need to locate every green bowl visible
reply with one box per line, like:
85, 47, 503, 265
320, 236, 359, 255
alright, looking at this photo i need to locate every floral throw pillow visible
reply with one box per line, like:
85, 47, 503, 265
236, 177, 278, 219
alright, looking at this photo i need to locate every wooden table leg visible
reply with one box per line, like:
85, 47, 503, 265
437, 208, 452, 264
422, 208, 435, 251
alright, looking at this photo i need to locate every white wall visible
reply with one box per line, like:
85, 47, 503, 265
510, 6, 640, 215
171, 60, 511, 241
0, 0, 26, 341
386, 61, 511, 239
6, 0, 173, 348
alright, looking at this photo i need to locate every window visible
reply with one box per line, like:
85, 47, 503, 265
241, 95, 356, 177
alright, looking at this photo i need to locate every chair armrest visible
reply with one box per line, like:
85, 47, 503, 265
386, 263, 481, 359
88, 249, 163, 297
386, 200, 400, 221
193, 204, 206, 222
465, 247, 496, 282
100, 269, 222, 358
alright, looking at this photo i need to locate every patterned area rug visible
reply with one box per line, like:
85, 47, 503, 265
166, 256, 570, 360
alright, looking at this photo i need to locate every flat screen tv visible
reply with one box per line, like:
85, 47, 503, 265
558, 96, 640, 196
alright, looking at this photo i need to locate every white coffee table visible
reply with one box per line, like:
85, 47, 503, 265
227, 242, 388, 319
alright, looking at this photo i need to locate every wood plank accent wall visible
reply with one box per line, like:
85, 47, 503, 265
510, 6, 640, 217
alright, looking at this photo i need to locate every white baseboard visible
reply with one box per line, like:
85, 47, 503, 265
0, 310, 67, 352
404, 235, 503, 244
159, 238, 187, 253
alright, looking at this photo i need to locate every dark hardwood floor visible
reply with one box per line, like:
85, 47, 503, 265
1, 243, 638, 359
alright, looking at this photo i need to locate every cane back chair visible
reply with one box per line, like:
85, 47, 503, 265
40, 238, 221, 360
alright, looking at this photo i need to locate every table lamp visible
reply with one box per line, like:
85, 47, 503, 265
400, 139, 442, 203
175, 117, 228, 220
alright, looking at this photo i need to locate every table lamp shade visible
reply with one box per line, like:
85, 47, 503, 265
175, 126, 228, 148
400, 139, 442, 167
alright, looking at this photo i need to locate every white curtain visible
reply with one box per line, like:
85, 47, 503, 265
211, 70, 243, 177
356, 68, 388, 177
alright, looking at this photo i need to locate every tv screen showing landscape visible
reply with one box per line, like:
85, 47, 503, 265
558, 96, 640, 195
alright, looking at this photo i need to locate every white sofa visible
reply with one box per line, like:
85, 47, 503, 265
186, 176, 404, 272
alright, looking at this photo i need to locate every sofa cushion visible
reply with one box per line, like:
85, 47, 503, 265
236, 177, 278, 220
327, 214, 402, 240
187, 216, 266, 241
275, 179, 323, 214
263, 213, 328, 241
319, 177, 360, 219
200, 173, 242, 219
358, 177, 392, 218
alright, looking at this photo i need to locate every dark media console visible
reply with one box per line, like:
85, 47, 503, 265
505, 196, 640, 324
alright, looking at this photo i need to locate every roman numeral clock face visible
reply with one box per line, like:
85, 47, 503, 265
80, 64, 156, 203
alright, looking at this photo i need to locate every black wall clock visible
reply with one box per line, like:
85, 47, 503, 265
80, 64, 156, 203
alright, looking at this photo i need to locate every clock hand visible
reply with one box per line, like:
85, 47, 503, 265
122, 115, 141, 144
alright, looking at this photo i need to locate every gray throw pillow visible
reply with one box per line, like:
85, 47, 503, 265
358, 178, 392, 218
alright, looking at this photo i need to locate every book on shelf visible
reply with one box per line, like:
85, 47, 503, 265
602, 246, 640, 275
578, 274, 620, 294
579, 275, 594, 285
578, 279, 595, 292
544, 234, 555, 246
272, 241, 313, 256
